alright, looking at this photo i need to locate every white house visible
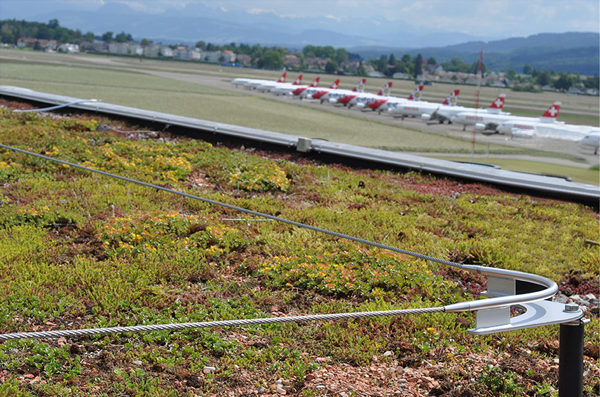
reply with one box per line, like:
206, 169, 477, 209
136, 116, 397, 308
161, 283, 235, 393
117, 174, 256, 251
144, 45, 173, 58
201, 51, 235, 63
58, 43, 80, 53
108, 43, 142, 56
173, 48, 202, 61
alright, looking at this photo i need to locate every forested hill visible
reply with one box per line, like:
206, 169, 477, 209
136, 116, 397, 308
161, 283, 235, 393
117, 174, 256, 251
353, 32, 600, 75
442, 32, 599, 53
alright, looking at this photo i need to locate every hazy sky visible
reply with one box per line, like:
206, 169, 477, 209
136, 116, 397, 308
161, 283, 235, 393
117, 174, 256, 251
5, 0, 600, 38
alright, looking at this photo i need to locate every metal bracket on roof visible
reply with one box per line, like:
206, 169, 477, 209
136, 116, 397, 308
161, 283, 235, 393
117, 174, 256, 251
468, 300, 584, 335
297, 137, 312, 153
468, 274, 584, 335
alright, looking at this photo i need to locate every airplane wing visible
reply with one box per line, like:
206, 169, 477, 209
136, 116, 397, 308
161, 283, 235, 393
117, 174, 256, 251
486, 122, 499, 131
422, 107, 441, 122
511, 128, 535, 139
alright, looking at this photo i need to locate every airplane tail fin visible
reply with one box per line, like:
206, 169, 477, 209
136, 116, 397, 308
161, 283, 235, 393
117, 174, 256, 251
292, 75, 303, 85
487, 94, 506, 113
352, 79, 367, 92
442, 90, 460, 106
329, 79, 340, 89
407, 85, 424, 101
539, 101, 561, 123
309, 77, 320, 87
276, 72, 287, 83
377, 82, 393, 96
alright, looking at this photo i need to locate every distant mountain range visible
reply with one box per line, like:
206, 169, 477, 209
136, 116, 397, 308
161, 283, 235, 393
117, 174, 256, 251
1, 2, 598, 75
0, 1, 503, 48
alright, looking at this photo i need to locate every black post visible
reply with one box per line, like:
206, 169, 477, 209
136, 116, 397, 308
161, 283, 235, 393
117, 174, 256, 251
558, 321, 584, 397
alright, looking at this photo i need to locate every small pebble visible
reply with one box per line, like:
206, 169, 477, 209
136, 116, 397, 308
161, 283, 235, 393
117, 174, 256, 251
132, 360, 142, 366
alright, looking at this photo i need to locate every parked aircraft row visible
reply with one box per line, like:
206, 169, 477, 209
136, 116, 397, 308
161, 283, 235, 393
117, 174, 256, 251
231, 73, 599, 153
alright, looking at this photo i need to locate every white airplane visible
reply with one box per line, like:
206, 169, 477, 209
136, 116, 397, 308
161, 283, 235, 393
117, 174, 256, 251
231, 72, 286, 88
243, 73, 289, 89
255, 74, 303, 92
387, 89, 461, 119
332, 82, 393, 108
579, 131, 600, 154
271, 77, 320, 96
368, 85, 424, 114
315, 79, 367, 104
296, 79, 340, 99
496, 115, 600, 143
449, 95, 553, 132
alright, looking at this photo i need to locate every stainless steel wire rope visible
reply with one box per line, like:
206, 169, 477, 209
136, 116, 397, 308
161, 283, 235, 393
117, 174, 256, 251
0, 143, 558, 340
13, 99, 100, 113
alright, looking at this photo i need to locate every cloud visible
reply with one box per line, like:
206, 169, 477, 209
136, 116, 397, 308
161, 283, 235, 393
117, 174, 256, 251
246, 8, 273, 15
326, 15, 342, 22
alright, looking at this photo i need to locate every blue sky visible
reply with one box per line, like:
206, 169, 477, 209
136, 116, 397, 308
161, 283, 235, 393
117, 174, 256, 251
4, 0, 599, 38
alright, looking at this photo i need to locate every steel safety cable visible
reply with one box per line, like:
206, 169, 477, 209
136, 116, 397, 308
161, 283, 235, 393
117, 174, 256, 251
13, 99, 100, 113
0, 307, 443, 341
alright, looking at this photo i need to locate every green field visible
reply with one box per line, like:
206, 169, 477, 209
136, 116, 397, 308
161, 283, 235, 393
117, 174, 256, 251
0, 49, 598, 186
0, 62, 529, 154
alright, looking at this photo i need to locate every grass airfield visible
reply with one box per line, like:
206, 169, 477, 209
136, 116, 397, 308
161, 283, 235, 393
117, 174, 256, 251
0, 48, 598, 185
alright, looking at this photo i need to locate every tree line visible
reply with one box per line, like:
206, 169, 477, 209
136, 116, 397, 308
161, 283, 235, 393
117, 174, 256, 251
507, 65, 599, 91
3, 18, 597, 91
0, 19, 137, 46
0, 19, 95, 44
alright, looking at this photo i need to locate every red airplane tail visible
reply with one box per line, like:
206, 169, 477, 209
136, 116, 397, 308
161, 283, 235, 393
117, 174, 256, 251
539, 101, 561, 122
329, 79, 340, 89
276, 72, 287, 83
377, 82, 393, 96
292, 75, 303, 85
442, 90, 460, 106
309, 77, 320, 87
407, 85, 424, 101
489, 94, 506, 110
352, 79, 367, 92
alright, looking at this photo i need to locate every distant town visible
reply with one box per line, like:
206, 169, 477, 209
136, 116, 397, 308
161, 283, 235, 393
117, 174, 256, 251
2, 19, 598, 95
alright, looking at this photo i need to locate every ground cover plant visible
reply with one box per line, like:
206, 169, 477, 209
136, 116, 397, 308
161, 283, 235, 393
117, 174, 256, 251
0, 100, 598, 396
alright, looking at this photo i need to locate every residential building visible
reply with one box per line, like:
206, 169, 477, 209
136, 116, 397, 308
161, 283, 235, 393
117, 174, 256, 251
144, 45, 173, 58
305, 57, 327, 68
58, 43, 79, 53
174, 48, 201, 61
284, 54, 301, 67
108, 42, 143, 56
201, 51, 235, 63
236, 54, 252, 65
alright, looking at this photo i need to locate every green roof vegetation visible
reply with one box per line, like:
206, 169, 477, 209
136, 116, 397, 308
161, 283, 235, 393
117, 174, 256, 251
0, 105, 598, 395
